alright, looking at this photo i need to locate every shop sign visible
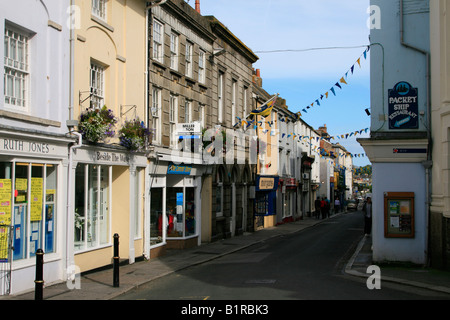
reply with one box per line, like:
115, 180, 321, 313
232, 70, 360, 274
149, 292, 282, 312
176, 122, 201, 134
388, 81, 419, 129
256, 176, 279, 191
95, 151, 129, 163
0, 136, 69, 158
167, 162, 192, 175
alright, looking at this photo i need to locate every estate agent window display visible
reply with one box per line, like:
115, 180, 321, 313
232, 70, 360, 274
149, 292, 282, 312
0, 161, 57, 261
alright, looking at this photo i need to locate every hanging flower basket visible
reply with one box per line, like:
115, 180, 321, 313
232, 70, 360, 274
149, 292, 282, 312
78, 106, 117, 143
118, 118, 151, 151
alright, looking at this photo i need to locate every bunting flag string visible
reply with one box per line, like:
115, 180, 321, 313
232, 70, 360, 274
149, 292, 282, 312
301, 46, 370, 115
230, 123, 369, 159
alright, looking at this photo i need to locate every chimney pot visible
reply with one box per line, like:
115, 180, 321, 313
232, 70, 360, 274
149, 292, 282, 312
195, 0, 200, 13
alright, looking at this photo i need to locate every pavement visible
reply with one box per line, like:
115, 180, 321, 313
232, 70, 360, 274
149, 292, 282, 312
2, 211, 450, 300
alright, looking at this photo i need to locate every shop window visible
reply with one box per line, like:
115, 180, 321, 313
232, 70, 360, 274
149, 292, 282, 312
74, 164, 111, 252
184, 187, 195, 236
0, 162, 57, 261
150, 188, 163, 245
167, 187, 183, 237
166, 186, 196, 238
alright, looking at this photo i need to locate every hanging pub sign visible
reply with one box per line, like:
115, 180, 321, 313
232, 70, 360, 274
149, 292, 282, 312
388, 81, 419, 129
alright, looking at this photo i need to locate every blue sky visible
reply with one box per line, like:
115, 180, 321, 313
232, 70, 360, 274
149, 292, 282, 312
190, 0, 371, 167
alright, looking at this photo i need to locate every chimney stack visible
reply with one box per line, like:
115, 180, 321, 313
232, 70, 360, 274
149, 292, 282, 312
195, 0, 200, 13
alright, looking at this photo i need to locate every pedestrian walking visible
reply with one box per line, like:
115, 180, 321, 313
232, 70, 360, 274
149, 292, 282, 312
334, 198, 340, 213
315, 197, 322, 219
325, 198, 330, 218
321, 197, 326, 219
363, 197, 372, 235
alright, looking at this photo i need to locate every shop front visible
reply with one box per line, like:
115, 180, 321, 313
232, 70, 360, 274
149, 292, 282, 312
254, 175, 278, 229
148, 159, 201, 258
70, 144, 148, 273
0, 128, 73, 295
281, 177, 298, 223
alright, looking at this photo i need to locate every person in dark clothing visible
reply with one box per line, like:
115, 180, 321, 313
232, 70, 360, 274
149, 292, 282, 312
315, 197, 322, 219
325, 198, 330, 218
321, 197, 326, 219
363, 197, 372, 235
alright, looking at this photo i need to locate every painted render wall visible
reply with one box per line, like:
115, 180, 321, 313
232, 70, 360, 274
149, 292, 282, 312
372, 162, 427, 264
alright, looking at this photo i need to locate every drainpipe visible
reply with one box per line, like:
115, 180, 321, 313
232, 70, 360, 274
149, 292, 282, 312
66, 131, 82, 280
67, 0, 77, 128
399, 0, 432, 265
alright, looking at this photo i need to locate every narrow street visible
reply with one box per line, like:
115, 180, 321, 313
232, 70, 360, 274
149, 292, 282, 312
115, 212, 450, 301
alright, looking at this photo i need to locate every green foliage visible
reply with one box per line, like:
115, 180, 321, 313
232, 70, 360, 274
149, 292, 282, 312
79, 106, 117, 143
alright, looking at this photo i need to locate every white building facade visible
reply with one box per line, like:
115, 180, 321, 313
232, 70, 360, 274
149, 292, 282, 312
358, 0, 430, 265
0, 0, 72, 294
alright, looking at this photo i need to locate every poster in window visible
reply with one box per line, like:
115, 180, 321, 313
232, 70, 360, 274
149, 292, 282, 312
30, 178, 43, 221
0, 179, 12, 225
384, 192, 414, 238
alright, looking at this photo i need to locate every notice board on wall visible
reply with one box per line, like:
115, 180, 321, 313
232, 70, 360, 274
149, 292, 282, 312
384, 192, 414, 238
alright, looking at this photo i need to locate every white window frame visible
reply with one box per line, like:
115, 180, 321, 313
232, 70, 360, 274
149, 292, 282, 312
3, 25, 30, 109
74, 164, 112, 253
151, 87, 161, 144
90, 61, 105, 109
92, 0, 107, 21
198, 49, 205, 83
170, 94, 178, 148
152, 19, 164, 63
185, 99, 192, 123
185, 41, 193, 78
218, 71, 224, 123
170, 32, 178, 70
243, 85, 248, 119
198, 104, 205, 129
231, 79, 237, 125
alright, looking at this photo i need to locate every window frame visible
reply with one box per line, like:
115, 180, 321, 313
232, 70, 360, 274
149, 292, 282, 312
185, 41, 193, 78
231, 79, 237, 125
3, 24, 30, 110
0, 161, 59, 263
243, 85, 248, 119
169, 93, 178, 148
152, 19, 164, 63
198, 104, 205, 129
218, 71, 224, 123
89, 61, 105, 109
185, 99, 192, 123
198, 49, 205, 83
74, 164, 112, 253
92, 0, 107, 21
170, 32, 179, 70
151, 87, 162, 144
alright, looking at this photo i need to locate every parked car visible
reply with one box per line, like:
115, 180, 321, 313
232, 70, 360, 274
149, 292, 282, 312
347, 200, 357, 211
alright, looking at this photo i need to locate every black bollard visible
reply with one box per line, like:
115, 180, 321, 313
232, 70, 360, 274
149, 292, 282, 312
113, 233, 119, 287
35, 249, 44, 300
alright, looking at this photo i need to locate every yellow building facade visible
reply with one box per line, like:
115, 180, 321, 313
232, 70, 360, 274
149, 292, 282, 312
70, 0, 148, 273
